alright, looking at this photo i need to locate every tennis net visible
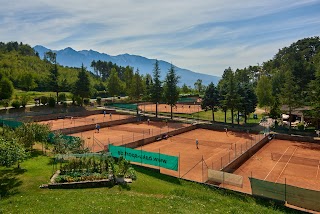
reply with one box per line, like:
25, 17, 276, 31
271, 153, 320, 167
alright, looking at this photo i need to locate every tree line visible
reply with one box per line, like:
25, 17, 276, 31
1, 37, 320, 129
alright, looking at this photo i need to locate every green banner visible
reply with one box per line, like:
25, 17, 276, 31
109, 144, 178, 171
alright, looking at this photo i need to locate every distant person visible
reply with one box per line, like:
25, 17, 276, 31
109, 113, 112, 119
103, 110, 106, 117
224, 127, 228, 135
196, 139, 199, 149
95, 124, 100, 133
316, 130, 320, 137
147, 118, 150, 125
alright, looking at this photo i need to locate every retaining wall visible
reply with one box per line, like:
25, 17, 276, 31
59, 117, 137, 135
198, 124, 260, 134
48, 179, 113, 189
31, 109, 117, 122
222, 135, 270, 173
275, 134, 320, 143
120, 125, 197, 149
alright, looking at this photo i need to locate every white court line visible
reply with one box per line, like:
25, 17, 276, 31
275, 147, 298, 183
264, 146, 290, 181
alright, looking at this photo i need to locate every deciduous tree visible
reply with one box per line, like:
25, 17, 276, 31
201, 82, 219, 122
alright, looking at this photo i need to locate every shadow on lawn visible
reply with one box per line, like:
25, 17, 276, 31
0, 168, 26, 198
29, 149, 44, 158
218, 188, 301, 214
134, 165, 181, 185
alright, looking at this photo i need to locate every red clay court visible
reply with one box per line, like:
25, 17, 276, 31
38, 113, 132, 131
137, 128, 259, 183
70, 121, 190, 152
139, 103, 201, 114
226, 139, 320, 193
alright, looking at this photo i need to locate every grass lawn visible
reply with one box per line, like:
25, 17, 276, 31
158, 109, 264, 126
13, 90, 73, 105
0, 152, 299, 213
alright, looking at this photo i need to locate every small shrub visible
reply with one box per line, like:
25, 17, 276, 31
21, 94, 30, 108
73, 95, 82, 106
40, 96, 48, 105
297, 123, 305, 131
11, 100, 21, 109
48, 97, 56, 107
58, 93, 67, 103
83, 98, 90, 106
96, 97, 101, 106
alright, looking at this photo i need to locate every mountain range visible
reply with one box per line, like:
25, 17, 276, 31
33, 45, 220, 86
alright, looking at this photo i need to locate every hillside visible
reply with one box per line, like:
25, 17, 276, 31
34, 45, 221, 87
0, 154, 298, 213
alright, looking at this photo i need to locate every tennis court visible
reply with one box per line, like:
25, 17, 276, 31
70, 121, 190, 152
137, 128, 258, 183
139, 103, 202, 114
227, 139, 320, 194
38, 113, 132, 131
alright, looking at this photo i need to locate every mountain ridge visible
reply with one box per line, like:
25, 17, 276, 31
33, 45, 220, 86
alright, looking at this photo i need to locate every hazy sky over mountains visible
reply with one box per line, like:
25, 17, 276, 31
1, 0, 320, 76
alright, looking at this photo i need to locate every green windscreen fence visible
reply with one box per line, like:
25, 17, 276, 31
286, 184, 320, 212
106, 103, 137, 110
249, 178, 285, 201
48, 132, 81, 144
178, 97, 198, 103
109, 144, 178, 171
250, 178, 320, 212
0, 119, 23, 128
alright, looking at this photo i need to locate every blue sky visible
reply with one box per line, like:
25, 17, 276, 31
1, 0, 320, 76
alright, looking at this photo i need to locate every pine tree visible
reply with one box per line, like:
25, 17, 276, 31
150, 60, 163, 117
163, 64, 179, 119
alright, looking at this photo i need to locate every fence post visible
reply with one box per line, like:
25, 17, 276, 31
179, 152, 181, 178
202, 155, 204, 183
285, 178, 287, 202
222, 171, 225, 188
159, 149, 161, 170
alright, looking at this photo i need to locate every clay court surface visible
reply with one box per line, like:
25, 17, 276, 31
70, 121, 190, 152
227, 139, 320, 193
139, 103, 201, 114
136, 128, 258, 183
38, 113, 132, 131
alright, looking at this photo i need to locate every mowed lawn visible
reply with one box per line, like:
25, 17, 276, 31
0, 152, 298, 214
